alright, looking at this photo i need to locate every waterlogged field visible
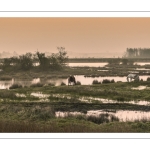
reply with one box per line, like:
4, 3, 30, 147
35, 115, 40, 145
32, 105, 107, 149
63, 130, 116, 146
1, 81, 150, 132
1, 61, 150, 132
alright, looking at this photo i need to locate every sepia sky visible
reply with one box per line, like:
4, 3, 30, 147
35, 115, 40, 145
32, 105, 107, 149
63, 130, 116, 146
1, 17, 150, 56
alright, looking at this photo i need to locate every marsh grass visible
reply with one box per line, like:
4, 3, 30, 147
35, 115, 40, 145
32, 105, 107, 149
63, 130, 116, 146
0, 104, 55, 121
0, 76, 12, 80
92, 80, 101, 84
86, 113, 119, 124
147, 77, 150, 81
30, 83, 44, 87
1, 60, 150, 132
0, 90, 17, 99
76, 81, 81, 85
9, 84, 22, 89
48, 83, 55, 86
102, 79, 115, 84
0, 115, 149, 132
61, 82, 66, 86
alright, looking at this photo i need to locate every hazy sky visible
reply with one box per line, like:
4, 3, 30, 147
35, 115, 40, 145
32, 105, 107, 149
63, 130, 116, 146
1, 17, 150, 56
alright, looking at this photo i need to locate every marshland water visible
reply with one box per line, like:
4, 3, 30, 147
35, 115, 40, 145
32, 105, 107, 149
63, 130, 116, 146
1, 61, 150, 89
1, 60, 150, 132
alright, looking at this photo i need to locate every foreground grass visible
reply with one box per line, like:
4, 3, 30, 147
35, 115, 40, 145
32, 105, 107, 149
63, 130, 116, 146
1, 81, 150, 132
0, 118, 150, 132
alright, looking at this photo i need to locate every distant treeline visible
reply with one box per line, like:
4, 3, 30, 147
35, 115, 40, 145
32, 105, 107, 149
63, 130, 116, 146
124, 48, 150, 58
0, 47, 68, 71
67, 57, 150, 63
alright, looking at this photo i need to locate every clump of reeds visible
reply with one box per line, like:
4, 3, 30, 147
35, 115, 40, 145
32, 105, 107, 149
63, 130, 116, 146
61, 82, 66, 86
0, 90, 17, 98
29, 106, 55, 121
92, 80, 101, 84
9, 84, 22, 89
30, 83, 43, 87
76, 81, 81, 85
86, 113, 119, 124
102, 79, 115, 84
48, 83, 55, 86
0, 76, 12, 81
62, 113, 119, 125
147, 77, 150, 81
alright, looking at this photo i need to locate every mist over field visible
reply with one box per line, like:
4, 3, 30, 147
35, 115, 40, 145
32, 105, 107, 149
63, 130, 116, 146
1, 18, 150, 58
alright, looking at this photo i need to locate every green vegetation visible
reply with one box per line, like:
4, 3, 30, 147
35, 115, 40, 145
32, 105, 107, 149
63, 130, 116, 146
0, 80, 150, 132
1, 51, 150, 132
124, 48, 150, 58
0, 47, 68, 72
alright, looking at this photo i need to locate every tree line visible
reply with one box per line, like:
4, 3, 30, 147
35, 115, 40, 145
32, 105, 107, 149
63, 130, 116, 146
0, 47, 68, 71
124, 48, 150, 58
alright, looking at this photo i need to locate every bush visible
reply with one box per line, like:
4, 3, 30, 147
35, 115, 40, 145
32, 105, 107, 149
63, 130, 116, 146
86, 113, 119, 124
92, 80, 100, 84
0, 76, 12, 81
76, 81, 81, 85
110, 79, 115, 83
102, 79, 115, 84
48, 83, 55, 86
61, 82, 66, 86
147, 77, 150, 81
9, 84, 22, 89
30, 83, 43, 87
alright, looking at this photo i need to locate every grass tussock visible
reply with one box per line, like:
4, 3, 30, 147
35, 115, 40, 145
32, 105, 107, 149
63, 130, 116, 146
92, 80, 101, 84
0, 76, 12, 81
9, 84, 22, 89
30, 83, 44, 87
60, 82, 66, 86
76, 81, 81, 85
102, 79, 115, 84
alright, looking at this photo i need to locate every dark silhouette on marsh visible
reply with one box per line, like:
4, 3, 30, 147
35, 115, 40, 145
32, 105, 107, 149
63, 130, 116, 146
68, 75, 76, 85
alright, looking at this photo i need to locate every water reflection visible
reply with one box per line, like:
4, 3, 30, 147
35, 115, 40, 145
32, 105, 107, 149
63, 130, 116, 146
135, 68, 150, 71
0, 75, 150, 89
134, 62, 150, 66
55, 110, 150, 122
68, 62, 108, 67
79, 96, 150, 106
0, 79, 14, 89
0, 78, 41, 89
30, 92, 49, 98
131, 86, 148, 90
63, 75, 150, 85
87, 110, 150, 122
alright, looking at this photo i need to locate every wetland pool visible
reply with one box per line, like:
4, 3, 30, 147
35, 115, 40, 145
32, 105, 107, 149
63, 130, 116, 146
0, 75, 150, 89
55, 110, 150, 122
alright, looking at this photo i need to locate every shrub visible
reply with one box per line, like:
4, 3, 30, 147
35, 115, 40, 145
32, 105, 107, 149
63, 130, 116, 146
147, 77, 150, 81
48, 83, 55, 86
102, 79, 115, 84
0, 76, 12, 81
102, 79, 111, 84
61, 82, 66, 86
110, 79, 115, 83
9, 84, 22, 89
76, 81, 81, 85
86, 113, 119, 124
30, 83, 43, 87
92, 80, 100, 84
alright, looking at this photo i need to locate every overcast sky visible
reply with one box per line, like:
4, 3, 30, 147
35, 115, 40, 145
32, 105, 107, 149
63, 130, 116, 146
0, 17, 150, 56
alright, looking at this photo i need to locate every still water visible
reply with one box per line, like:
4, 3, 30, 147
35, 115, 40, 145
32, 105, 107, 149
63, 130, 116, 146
0, 75, 150, 89
55, 110, 150, 122
68, 62, 150, 67
68, 63, 108, 67
134, 62, 150, 66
